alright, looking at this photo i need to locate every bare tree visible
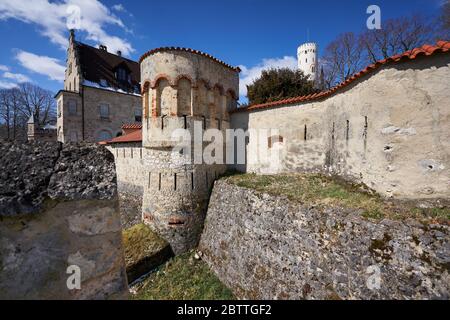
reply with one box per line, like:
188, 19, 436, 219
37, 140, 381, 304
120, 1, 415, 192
0, 89, 12, 140
0, 83, 56, 141
321, 32, 365, 87
360, 15, 435, 64
437, 0, 450, 39
17, 83, 56, 125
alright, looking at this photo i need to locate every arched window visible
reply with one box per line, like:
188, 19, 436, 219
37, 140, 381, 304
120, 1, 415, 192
156, 78, 170, 116
197, 81, 209, 118
177, 78, 191, 116
69, 131, 78, 142
213, 86, 222, 121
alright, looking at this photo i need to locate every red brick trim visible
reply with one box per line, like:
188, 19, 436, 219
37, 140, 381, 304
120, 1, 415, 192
150, 73, 173, 88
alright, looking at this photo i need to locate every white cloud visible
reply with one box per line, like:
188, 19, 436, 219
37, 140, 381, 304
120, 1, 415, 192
3, 71, 30, 83
0, 64, 9, 72
239, 56, 298, 98
16, 50, 65, 82
0, 0, 134, 56
0, 80, 17, 89
112, 4, 125, 12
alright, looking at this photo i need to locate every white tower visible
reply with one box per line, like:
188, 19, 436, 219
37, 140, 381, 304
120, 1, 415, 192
297, 42, 318, 82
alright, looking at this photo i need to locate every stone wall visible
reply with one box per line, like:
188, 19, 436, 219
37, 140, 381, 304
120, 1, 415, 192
231, 54, 450, 200
0, 142, 128, 300
200, 180, 450, 300
106, 143, 145, 228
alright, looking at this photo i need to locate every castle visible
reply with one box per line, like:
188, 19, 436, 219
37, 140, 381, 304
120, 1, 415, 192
55, 30, 142, 143
57, 35, 449, 254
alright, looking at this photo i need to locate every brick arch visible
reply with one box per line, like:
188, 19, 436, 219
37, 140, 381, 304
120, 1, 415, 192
213, 84, 224, 96
151, 74, 173, 88
142, 81, 151, 119
174, 74, 196, 88
226, 89, 237, 100
197, 78, 211, 90
141, 81, 151, 95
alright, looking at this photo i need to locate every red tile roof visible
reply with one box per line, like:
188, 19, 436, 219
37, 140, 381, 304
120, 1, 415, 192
234, 40, 450, 113
121, 123, 142, 130
139, 47, 241, 72
102, 129, 142, 144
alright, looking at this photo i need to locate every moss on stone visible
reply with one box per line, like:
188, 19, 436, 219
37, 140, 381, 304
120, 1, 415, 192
122, 223, 169, 269
132, 251, 235, 300
123, 223, 175, 283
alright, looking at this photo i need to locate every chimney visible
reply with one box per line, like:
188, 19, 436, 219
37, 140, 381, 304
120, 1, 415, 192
69, 29, 75, 44
117, 50, 122, 57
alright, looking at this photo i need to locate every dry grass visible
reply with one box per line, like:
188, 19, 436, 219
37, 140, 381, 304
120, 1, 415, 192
224, 173, 449, 222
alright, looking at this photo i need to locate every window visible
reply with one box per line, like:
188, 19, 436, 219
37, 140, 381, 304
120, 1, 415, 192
68, 63, 72, 75
68, 100, 77, 116
69, 131, 78, 142
99, 104, 109, 119
268, 135, 284, 148
57, 100, 62, 117
116, 68, 127, 81
134, 108, 142, 122
98, 130, 112, 141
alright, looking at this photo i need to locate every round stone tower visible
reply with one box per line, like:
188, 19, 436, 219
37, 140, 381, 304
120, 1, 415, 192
139, 47, 240, 254
297, 42, 318, 82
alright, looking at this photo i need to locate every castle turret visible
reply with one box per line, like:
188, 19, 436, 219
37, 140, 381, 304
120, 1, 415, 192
140, 48, 240, 254
297, 42, 318, 83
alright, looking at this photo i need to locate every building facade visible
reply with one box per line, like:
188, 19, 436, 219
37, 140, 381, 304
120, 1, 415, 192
55, 30, 142, 143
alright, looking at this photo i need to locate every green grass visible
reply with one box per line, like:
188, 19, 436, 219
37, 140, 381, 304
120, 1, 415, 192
224, 173, 450, 222
132, 251, 235, 300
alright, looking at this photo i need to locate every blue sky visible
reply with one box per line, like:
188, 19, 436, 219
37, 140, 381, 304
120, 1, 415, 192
0, 0, 444, 101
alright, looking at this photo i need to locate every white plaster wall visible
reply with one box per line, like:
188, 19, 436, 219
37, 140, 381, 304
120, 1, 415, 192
236, 54, 450, 199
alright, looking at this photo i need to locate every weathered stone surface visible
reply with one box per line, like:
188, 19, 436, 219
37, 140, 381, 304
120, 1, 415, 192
0, 141, 61, 216
0, 199, 128, 300
0, 142, 127, 300
48, 143, 116, 201
199, 180, 450, 300
0, 141, 117, 217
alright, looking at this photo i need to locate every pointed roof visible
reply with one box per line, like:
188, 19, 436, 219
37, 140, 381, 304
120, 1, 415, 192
27, 114, 35, 125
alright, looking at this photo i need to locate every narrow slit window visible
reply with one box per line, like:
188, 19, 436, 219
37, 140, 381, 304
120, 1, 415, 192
346, 120, 350, 141
158, 173, 162, 191
174, 173, 177, 191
